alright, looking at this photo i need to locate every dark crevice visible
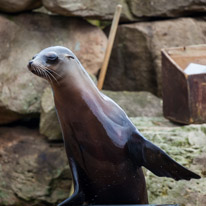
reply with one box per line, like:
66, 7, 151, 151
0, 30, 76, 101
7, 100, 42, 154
118, 12, 206, 25
0, 115, 40, 129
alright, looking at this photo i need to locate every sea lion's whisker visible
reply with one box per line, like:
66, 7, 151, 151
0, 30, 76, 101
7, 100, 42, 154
41, 66, 62, 81
35, 66, 41, 76
41, 66, 58, 84
35, 62, 59, 84
46, 70, 59, 85
36, 62, 63, 79
40, 68, 48, 79
35, 65, 44, 77
45, 70, 53, 83
38, 68, 44, 77
35, 63, 50, 80
36, 65, 52, 82
46, 68, 63, 78
31, 64, 38, 75
38, 65, 59, 84
44, 70, 50, 81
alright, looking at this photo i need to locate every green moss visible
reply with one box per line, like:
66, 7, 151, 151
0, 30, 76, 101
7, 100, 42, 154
130, 117, 206, 205
86, 19, 111, 29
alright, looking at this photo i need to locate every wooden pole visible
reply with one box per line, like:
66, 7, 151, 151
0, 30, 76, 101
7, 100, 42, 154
97, 4, 122, 90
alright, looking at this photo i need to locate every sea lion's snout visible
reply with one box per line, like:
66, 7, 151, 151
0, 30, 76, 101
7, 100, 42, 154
27, 54, 38, 72
27, 60, 33, 69
27, 47, 66, 84
28, 46, 78, 84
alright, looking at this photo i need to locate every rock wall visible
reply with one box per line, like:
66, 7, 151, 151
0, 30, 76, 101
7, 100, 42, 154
41, 0, 206, 21
0, 0, 206, 206
132, 117, 206, 206
0, 0, 42, 13
0, 127, 71, 206
104, 18, 206, 95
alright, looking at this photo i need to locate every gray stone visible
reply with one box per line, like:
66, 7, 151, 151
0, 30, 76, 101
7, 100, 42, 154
0, 126, 71, 206
131, 117, 206, 206
42, 0, 206, 21
128, 0, 206, 18
42, 0, 134, 21
103, 90, 162, 117
40, 87, 61, 141
40, 90, 163, 141
0, 13, 107, 124
0, 0, 41, 13
104, 18, 206, 95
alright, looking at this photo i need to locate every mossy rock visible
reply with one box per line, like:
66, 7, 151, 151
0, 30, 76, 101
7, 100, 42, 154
131, 117, 206, 206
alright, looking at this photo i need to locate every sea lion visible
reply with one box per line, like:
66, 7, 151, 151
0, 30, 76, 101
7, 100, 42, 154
27, 46, 200, 205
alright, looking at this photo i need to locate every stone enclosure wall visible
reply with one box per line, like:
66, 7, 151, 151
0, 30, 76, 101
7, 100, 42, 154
0, 0, 206, 206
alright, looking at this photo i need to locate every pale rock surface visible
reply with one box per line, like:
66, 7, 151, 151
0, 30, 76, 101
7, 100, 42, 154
42, 0, 206, 21
0, 13, 107, 124
0, 0, 41, 13
42, 0, 134, 21
128, 0, 206, 18
0, 127, 71, 206
131, 117, 206, 206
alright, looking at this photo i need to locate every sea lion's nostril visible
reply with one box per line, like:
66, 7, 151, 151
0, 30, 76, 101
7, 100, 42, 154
28, 60, 33, 68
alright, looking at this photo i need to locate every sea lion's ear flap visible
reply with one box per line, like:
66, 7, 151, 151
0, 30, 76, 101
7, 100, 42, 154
65, 54, 75, 60
127, 132, 201, 181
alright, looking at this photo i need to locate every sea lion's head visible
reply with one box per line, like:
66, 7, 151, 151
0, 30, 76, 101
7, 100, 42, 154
27, 46, 78, 84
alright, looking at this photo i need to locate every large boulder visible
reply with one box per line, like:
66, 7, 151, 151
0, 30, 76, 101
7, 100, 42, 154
0, 126, 71, 206
42, 0, 134, 21
0, 13, 107, 124
104, 17, 206, 95
42, 0, 206, 21
131, 117, 206, 206
40, 89, 162, 141
0, 0, 41, 13
103, 90, 162, 117
128, 0, 206, 19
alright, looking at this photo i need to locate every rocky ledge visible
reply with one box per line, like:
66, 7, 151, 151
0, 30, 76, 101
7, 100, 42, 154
0, 91, 205, 206
132, 117, 206, 206
0, 116, 205, 206
42, 0, 206, 21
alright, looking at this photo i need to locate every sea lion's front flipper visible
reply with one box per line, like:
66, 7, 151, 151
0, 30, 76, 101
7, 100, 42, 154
127, 132, 201, 181
58, 158, 85, 206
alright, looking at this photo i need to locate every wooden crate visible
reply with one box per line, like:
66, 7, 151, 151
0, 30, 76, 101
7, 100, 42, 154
162, 44, 206, 124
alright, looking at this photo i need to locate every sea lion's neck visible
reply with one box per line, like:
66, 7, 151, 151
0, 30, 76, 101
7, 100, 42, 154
51, 66, 102, 115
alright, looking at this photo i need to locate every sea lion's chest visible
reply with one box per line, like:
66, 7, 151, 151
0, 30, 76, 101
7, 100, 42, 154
56, 94, 133, 175
63, 118, 132, 182
67, 115, 127, 160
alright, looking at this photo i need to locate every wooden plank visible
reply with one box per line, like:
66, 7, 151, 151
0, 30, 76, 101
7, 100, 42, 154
97, 4, 122, 90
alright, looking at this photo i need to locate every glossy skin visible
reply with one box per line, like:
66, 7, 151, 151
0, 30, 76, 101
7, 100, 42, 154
28, 46, 200, 205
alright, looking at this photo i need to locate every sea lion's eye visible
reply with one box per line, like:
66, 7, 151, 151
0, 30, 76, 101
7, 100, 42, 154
32, 55, 37, 60
46, 52, 58, 63
65, 54, 75, 60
